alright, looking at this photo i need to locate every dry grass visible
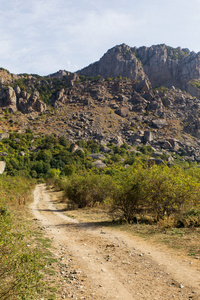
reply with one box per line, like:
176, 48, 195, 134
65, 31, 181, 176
0, 177, 61, 300
50, 188, 200, 264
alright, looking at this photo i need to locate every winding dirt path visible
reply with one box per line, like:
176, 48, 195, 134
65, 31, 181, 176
30, 184, 200, 300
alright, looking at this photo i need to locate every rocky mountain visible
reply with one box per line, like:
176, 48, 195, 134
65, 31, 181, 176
1, 44, 200, 163
78, 43, 200, 97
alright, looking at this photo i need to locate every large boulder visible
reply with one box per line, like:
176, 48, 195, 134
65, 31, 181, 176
143, 131, 154, 143
0, 132, 9, 141
70, 143, 84, 153
148, 158, 165, 166
115, 107, 129, 117
100, 145, 114, 153
93, 160, 107, 168
0, 161, 6, 174
33, 99, 47, 113
169, 138, 180, 151
152, 119, 168, 129
111, 135, 124, 146
0, 152, 8, 156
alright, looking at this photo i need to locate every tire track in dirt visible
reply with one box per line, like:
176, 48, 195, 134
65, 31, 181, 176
30, 184, 200, 300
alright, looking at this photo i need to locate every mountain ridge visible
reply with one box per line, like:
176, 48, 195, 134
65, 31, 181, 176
1, 43, 200, 162
78, 43, 200, 94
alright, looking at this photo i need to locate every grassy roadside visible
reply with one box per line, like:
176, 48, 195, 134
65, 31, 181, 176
69, 207, 200, 261
0, 176, 61, 300
118, 223, 200, 260
49, 187, 200, 263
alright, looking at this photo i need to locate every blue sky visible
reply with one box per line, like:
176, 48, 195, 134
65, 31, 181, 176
0, 0, 200, 75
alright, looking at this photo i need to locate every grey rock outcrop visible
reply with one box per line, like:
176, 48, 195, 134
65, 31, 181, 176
152, 119, 168, 129
93, 160, 107, 168
70, 143, 84, 153
47, 70, 79, 86
78, 43, 200, 92
187, 80, 200, 99
78, 44, 148, 83
18, 90, 46, 113
48, 70, 70, 79
0, 85, 46, 114
0, 132, 9, 140
148, 158, 165, 166
115, 107, 129, 117
6, 86, 17, 112
111, 136, 124, 146
0, 152, 8, 156
143, 131, 154, 143
14, 85, 21, 96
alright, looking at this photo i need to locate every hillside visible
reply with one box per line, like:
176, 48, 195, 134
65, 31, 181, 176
1, 44, 200, 162
1, 44, 200, 300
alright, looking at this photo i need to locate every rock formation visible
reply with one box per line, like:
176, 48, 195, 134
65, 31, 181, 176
78, 44, 148, 83
0, 84, 46, 114
0, 161, 6, 174
78, 43, 200, 93
1, 43, 200, 163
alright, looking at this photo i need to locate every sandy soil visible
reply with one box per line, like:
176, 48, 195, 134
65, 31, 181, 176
30, 184, 200, 300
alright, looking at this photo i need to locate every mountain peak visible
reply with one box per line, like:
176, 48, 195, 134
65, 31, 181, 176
78, 43, 200, 91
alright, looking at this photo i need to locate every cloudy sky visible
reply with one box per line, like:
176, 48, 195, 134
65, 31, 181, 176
0, 0, 200, 75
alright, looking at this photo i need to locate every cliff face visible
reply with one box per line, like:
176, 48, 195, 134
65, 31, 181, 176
2, 43, 200, 115
78, 44, 148, 82
0, 85, 46, 114
78, 43, 200, 92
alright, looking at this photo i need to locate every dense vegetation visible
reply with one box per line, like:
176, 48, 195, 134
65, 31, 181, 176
0, 132, 99, 178
0, 131, 199, 298
0, 131, 197, 178
58, 163, 200, 226
1, 131, 200, 227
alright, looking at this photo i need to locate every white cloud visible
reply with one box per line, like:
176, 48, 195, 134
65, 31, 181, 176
0, 0, 200, 74
61, 9, 146, 71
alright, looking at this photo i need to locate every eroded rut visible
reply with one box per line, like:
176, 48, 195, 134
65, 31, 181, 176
30, 184, 200, 300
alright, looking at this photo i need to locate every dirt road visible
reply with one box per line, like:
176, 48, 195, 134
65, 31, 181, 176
30, 184, 200, 299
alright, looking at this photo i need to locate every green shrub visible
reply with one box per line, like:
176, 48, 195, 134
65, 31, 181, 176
143, 166, 200, 221
110, 153, 122, 162
111, 165, 200, 224
112, 172, 145, 223
109, 163, 146, 222
124, 152, 137, 165
65, 174, 117, 208
64, 164, 76, 176
137, 145, 153, 155
48, 168, 61, 178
